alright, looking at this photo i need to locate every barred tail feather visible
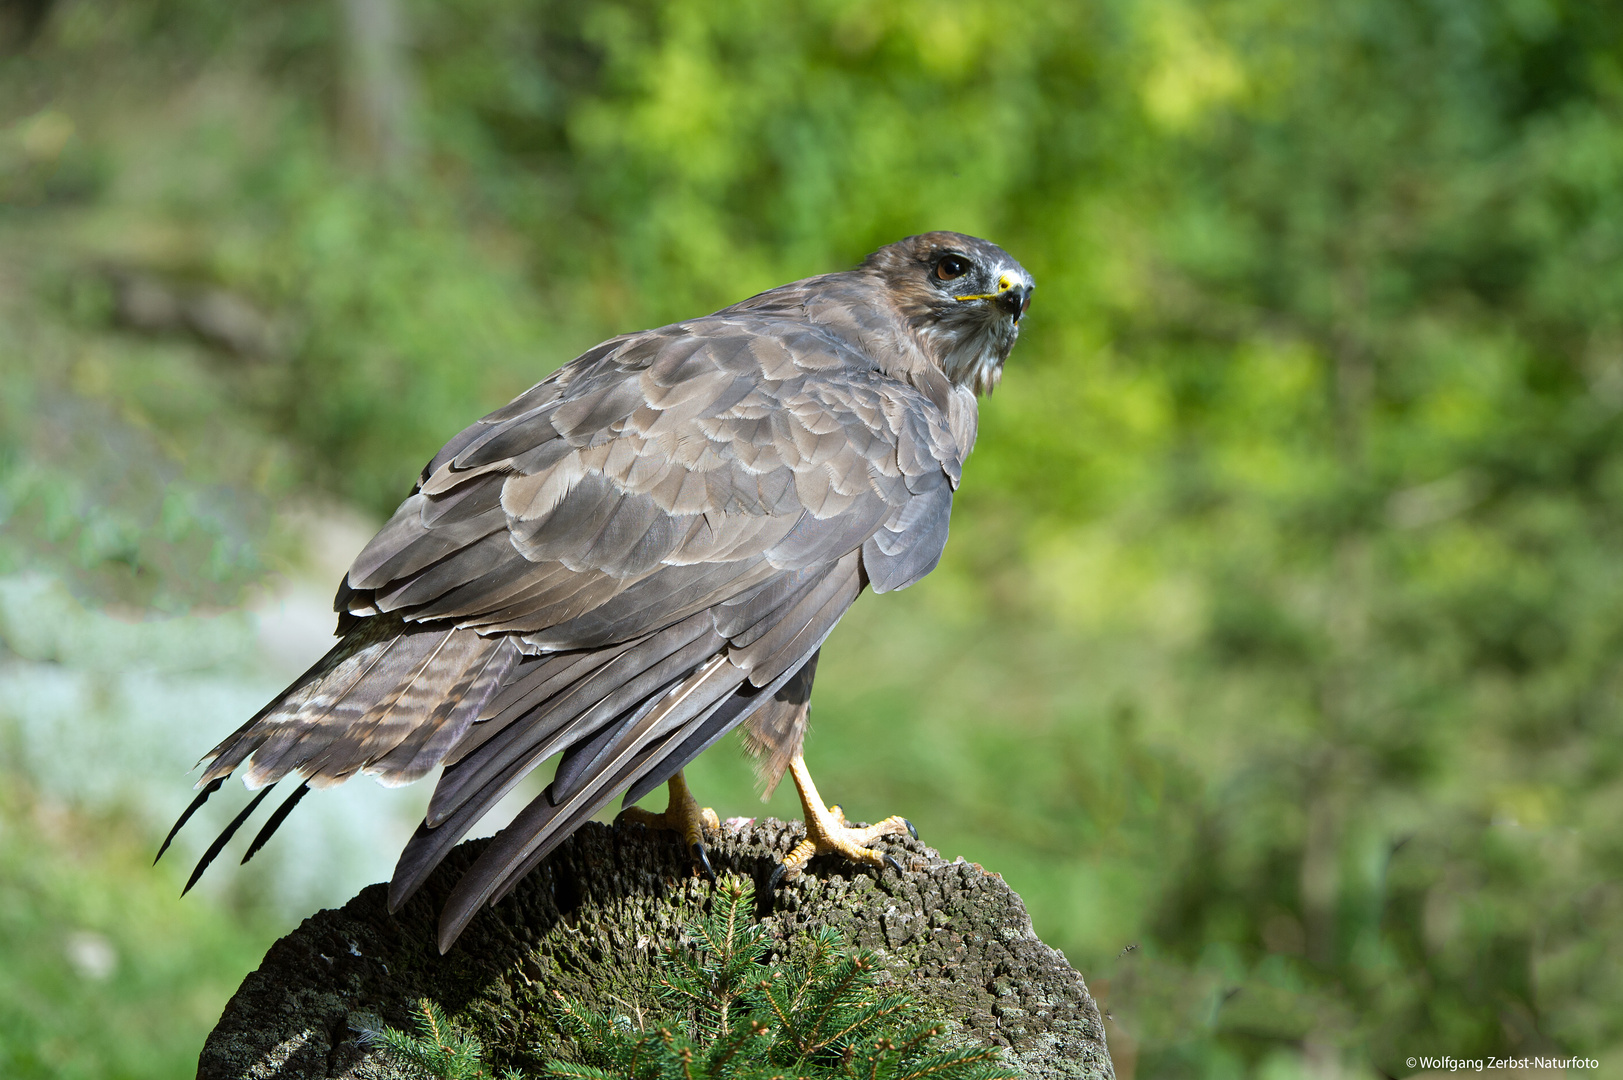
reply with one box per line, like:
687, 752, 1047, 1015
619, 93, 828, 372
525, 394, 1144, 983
167, 616, 513, 887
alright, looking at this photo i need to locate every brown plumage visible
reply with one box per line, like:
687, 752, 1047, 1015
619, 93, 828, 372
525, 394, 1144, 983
164, 232, 1033, 950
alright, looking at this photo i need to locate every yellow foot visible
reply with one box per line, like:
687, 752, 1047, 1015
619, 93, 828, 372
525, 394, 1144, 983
616, 770, 721, 879
770, 753, 917, 888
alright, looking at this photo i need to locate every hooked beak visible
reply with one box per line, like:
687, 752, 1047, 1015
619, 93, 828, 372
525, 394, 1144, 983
955, 274, 1034, 322
997, 284, 1033, 323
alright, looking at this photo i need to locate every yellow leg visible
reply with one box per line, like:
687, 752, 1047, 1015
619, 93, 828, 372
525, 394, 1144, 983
772, 753, 916, 886
617, 771, 721, 878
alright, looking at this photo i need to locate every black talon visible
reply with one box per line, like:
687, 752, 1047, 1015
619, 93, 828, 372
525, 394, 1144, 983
883, 854, 904, 876
768, 862, 788, 891
693, 842, 716, 882
903, 818, 919, 841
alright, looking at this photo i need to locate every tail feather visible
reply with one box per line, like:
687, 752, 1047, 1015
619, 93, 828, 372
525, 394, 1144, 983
241, 782, 311, 865
442, 643, 640, 769
202, 618, 513, 794
154, 777, 223, 865
273, 631, 449, 787
183, 785, 274, 896
248, 629, 450, 788
199, 616, 407, 786
370, 636, 522, 784
296, 628, 486, 786
168, 617, 513, 886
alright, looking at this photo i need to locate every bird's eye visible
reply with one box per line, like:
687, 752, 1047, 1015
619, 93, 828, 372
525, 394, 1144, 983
935, 255, 972, 281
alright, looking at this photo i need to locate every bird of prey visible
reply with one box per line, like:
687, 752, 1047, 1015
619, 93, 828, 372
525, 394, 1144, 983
160, 232, 1033, 952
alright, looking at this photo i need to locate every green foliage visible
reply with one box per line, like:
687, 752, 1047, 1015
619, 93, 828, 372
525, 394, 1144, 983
547, 878, 1018, 1080
373, 999, 524, 1080
0, 772, 279, 1080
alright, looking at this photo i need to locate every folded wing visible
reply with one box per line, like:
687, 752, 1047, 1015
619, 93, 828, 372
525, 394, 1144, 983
182, 308, 964, 947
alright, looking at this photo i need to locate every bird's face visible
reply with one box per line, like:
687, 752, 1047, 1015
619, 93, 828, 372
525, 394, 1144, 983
867, 231, 1034, 396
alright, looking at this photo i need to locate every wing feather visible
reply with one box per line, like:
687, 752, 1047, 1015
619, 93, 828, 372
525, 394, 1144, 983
433, 655, 743, 949
861, 475, 954, 593
372, 532, 521, 612
424, 612, 721, 825
387, 669, 688, 912
730, 551, 862, 685
351, 504, 508, 592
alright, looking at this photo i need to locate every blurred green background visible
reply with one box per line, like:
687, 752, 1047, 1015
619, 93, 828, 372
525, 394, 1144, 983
3, 0, 1622, 1076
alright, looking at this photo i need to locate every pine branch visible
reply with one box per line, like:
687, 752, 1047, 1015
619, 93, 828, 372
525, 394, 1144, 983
369, 998, 502, 1080
543, 876, 1022, 1080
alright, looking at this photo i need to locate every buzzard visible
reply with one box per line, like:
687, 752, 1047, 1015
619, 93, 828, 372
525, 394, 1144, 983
160, 232, 1034, 952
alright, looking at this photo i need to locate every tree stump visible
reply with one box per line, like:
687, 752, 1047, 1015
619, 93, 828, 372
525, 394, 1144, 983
197, 817, 1114, 1080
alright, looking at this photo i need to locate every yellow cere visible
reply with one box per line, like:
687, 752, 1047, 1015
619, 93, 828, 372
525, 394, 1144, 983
956, 277, 1017, 302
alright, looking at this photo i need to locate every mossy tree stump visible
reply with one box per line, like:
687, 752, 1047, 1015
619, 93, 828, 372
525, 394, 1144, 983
198, 818, 1114, 1080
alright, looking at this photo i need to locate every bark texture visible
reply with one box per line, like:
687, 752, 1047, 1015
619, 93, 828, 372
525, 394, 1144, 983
197, 817, 1113, 1080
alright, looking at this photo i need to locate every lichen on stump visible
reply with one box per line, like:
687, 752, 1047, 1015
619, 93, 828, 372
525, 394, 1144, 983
197, 818, 1114, 1080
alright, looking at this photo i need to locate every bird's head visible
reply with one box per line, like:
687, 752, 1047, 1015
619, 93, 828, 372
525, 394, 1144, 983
864, 231, 1034, 396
